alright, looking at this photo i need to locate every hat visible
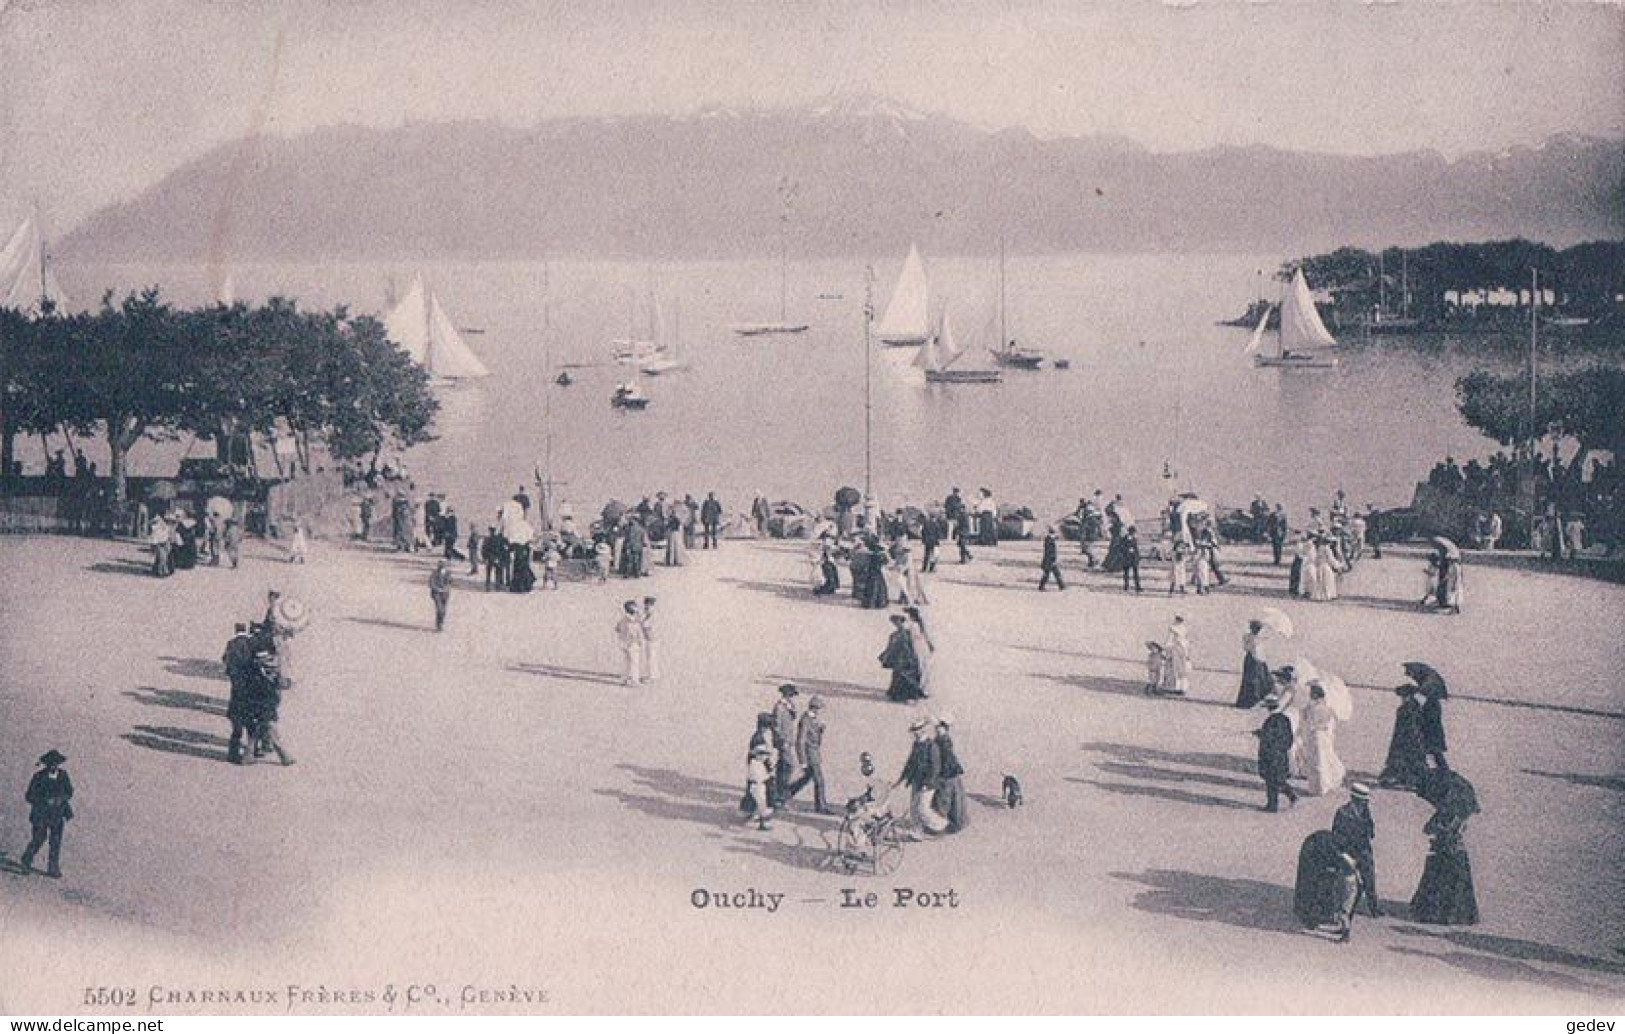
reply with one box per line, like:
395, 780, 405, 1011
908, 715, 932, 732
889, 614, 907, 624
1349, 782, 1372, 799
750, 743, 773, 758
1262, 695, 1282, 710
37, 749, 66, 766
937, 713, 954, 727
272, 596, 311, 632
778, 683, 799, 697
807, 695, 825, 711
859, 751, 874, 763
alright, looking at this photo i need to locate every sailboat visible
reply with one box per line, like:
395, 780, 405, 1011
639, 298, 690, 375
916, 307, 1002, 384
733, 221, 809, 336
1249, 268, 1339, 369
0, 215, 70, 315
987, 239, 1046, 369
382, 274, 491, 379
1367, 250, 1422, 334
613, 287, 659, 363
875, 243, 932, 346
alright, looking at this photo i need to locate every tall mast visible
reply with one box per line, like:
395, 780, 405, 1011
863, 265, 874, 511
1378, 250, 1387, 315
998, 237, 1007, 350
1401, 249, 1410, 317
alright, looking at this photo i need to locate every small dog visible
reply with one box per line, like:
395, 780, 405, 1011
1001, 773, 1024, 809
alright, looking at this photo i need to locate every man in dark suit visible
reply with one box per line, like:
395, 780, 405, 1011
1267, 505, 1289, 565
1255, 695, 1298, 812
919, 515, 942, 572
700, 492, 723, 549
1037, 526, 1066, 590
785, 695, 832, 814
1121, 526, 1143, 592
20, 750, 74, 877
943, 488, 971, 563
1332, 784, 1381, 916
223, 623, 258, 764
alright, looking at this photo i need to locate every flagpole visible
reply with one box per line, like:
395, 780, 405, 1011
863, 264, 875, 524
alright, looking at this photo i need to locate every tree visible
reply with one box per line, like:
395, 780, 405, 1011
1457, 365, 1625, 472
6, 289, 438, 520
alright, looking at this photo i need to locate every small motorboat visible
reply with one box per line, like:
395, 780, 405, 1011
555, 371, 573, 387
611, 382, 650, 410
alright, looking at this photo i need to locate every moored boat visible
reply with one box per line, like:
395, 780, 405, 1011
1249, 268, 1340, 370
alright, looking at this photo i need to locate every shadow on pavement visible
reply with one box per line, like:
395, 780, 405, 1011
509, 663, 626, 688
1111, 868, 1303, 934
122, 724, 232, 764
1521, 769, 1625, 793
158, 656, 227, 681
124, 686, 228, 718
1071, 778, 1258, 812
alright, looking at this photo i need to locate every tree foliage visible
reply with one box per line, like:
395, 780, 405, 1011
1, 290, 438, 509
1456, 365, 1625, 466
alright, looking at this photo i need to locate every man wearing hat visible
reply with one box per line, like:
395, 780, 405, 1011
770, 684, 801, 807
1254, 694, 1298, 812
222, 622, 258, 764
1037, 526, 1066, 591
20, 750, 74, 877
896, 716, 947, 836
1332, 783, 1382, 917
784, 695, 832, 814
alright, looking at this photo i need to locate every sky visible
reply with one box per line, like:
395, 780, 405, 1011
2, 0, 1622, 233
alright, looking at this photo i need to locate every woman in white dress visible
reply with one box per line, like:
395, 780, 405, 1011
1301, 680, 1347, 795
1279, 662, 1315, 778
1162, 616, 1193, 695
1299, 538, 1321, 600
1314, 538, 1339, 601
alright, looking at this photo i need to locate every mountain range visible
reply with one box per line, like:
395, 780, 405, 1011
61, 95, 1625, 260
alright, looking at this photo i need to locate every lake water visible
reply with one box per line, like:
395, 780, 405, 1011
61, 253, 1547, 523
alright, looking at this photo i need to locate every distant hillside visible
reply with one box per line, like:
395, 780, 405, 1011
61, 95, 1625, 260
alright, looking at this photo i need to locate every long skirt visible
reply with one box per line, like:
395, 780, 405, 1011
976, 512, 998, 546
1411, 841, 1479, 925
933, 776, 968, 832
1237, 653, 1273, 708
665, 534, 686, 567
1378, 711, 1430, 790
886, 666, 925, 702
1294, 830, 1352, 927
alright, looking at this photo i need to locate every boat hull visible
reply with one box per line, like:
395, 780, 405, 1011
1255, 354, 1338, 369
991, 350, 1045, 370
732, 323, 809, 336
926, 369, 1002, 384
880, 334, 930, 347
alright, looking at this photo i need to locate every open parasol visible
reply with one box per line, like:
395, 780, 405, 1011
1431, 536, 1461, 560
1403, 661, 1448, 698
1254, 607, 1295, 638
1423, 769, 1480, 819
1315, 672, 1354, 722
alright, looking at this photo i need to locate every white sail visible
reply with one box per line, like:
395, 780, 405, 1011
1243, 303, 1273, 355
876, 243, 931, 344
1280, 268, 1337, 352
938, 307, 966, 368
0, 216, 70, 316
217, 273, 237, 306
383, 274, 490, 378
427, 294, 490, 378
384, 275, 431, 365
912, 317, 943, 371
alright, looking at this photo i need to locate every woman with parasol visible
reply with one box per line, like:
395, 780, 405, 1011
1237, 610, 1291, 708
1413, 662, 1451, 771
1410, 768, 1481, 925
1432, 537, 1464, 614
1301, 677, 1351, 796
1377, 664, 1433, 791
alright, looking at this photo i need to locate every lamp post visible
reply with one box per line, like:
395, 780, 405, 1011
863, 264, 875, 528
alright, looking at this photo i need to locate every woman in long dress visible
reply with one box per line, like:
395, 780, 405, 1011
1411, 771, 1480, 925
1300, 538, 1321, 600
1315, 539, 1339, 601
1161, 617, 1192, 695
1301, 681, 1346, 795
1279, 664, 1313, 779
881, 614, 925, 702
1236, 621, 1273, 709
975, 490, 999, 546
1377, 684, 1431, 790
